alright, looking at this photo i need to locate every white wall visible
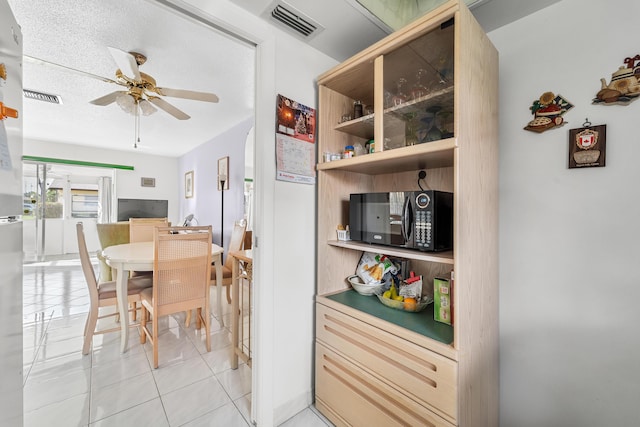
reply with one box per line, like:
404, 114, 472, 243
179, 116, 253, 250
271, 35, 336, 422
489, 1, 640, 426
179, 1, 338, 424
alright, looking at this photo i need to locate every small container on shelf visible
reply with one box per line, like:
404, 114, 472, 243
353, 100, 363, 118
347, 274, 382, 296
343, 145, 355, 158
336, 224, 350, 241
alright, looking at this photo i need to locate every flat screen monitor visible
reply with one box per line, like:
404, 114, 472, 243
117, 198, 168, 222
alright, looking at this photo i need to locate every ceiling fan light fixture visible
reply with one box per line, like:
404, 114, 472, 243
139, 99, 157, 116
116, 92, 136, 115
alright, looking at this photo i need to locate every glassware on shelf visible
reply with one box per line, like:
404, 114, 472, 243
410, 69, 428, 100
404, 112, 419, 146
353, 100, 363, 118
384, 90, 393, 109
340, 114, 352, 124
391, 77, 408, 106
419, 106, 443, 143
439, 110, 454, 139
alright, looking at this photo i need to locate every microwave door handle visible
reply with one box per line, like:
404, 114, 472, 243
401, 194, 412, 242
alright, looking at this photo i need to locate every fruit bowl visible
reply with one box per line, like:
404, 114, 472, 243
374, 289, 432, 313
347, 275, 383, 296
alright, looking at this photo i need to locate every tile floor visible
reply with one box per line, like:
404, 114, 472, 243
22, 255, 331, 427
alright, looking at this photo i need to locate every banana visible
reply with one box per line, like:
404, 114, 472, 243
389, 283, 397, 299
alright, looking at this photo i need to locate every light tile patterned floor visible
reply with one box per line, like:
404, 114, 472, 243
23, 255, 331, 427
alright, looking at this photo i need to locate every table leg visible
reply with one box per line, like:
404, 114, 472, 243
231, 256, 239, 369
114, 266, 130, 353
214, 253, 224, 328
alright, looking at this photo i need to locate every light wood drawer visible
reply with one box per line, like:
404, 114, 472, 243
316, 303, 457, 423
316, 342, 455, 427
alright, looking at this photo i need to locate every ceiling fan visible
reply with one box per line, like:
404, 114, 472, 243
25, 47, 219, 148
89, 47, 219, 121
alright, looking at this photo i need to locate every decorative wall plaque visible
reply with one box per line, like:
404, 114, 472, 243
594, 55, 640, 105
568, 120, 606, 169
140, 177, 155, 187
524, 92, 573, 133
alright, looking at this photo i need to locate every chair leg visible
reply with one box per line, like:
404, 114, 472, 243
140, 306, 148, 344
82, 307, 98, 355
204, 306, 211, 352
185, 310, 191, 328
132, 302, 137, 321
195, 308, 202, 330
226, 284, 232, 304
152, 311, 159, 369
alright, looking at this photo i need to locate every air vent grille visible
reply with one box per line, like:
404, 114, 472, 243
24, 89, 62, 104
268, 2, 322, 38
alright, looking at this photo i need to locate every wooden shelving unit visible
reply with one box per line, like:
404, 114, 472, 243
314, 1, 499, 426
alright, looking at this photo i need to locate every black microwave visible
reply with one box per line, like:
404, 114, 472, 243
349, 191, 453, 252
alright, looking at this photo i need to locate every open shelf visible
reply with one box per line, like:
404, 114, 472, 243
320, 289, 454, 346
335, 114, 375, 139
328, 240, 454, 264
317, 137, 455, 174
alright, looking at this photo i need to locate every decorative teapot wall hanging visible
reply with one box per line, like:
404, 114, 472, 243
593, 54, 640, 104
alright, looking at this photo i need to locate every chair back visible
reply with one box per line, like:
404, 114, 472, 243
130, 217, 169, 243
224, 221, 247, 269
76, 222, 99, 306
243, 230, 252, 250
96, 222, 130, 248
153, 226, 212, 315
96, 222, 130, 282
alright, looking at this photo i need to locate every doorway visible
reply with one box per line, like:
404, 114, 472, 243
22, 161, 116, 262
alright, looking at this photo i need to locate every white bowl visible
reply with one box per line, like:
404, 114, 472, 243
347, 275, 382, 296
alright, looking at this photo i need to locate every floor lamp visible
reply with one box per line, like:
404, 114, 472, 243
218, 173, 227, 247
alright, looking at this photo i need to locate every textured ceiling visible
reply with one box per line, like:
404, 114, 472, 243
9, 0, 255, 157
9, 0, 561, 160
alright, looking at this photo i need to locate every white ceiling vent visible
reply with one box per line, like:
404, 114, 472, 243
23, 89, 62, 104
263, 1, 324, 39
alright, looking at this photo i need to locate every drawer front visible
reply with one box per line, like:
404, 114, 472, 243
316, 342, 455, 427
316, 303, 457, 422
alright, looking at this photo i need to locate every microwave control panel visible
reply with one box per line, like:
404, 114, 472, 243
414, 210, 432, 249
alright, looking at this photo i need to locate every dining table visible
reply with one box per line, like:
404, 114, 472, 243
102, 241, 223, 353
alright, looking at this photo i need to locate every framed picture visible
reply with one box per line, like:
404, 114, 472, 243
185, 170, 194, 198
218, 156, 229, 190
568, 124, 606, 169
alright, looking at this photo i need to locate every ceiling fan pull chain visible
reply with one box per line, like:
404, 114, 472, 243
134, 104, 140, 149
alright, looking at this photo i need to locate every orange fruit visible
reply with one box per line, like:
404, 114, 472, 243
403, 297, 417, 311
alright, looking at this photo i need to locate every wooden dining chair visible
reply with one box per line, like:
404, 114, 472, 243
140, 226, 212, 368
129, 217, 169, 243
129, 218, 169, 278
76, 222, 152, 355
210, 221, 247, 304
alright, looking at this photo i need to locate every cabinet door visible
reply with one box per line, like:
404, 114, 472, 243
380, 18, 455, 151
316, 342, 455, 427
317, 303, 457, 423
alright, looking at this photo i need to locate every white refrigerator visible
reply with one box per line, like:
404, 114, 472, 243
0, 1, 23, 425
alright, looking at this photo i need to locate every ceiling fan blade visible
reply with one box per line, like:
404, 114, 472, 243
155, 87, 219, 103
107, 47, 141, 83
89, 91, 127, 106
148, 96, 190, 120
24, 55, 119, 85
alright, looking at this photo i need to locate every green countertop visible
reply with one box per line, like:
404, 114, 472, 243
324, 289, 453, 345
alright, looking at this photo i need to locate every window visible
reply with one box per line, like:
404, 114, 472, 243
71, 191, 99, 218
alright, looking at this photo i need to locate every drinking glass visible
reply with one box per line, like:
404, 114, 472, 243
411, 69, 428, 100
391, 78, 408, 106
